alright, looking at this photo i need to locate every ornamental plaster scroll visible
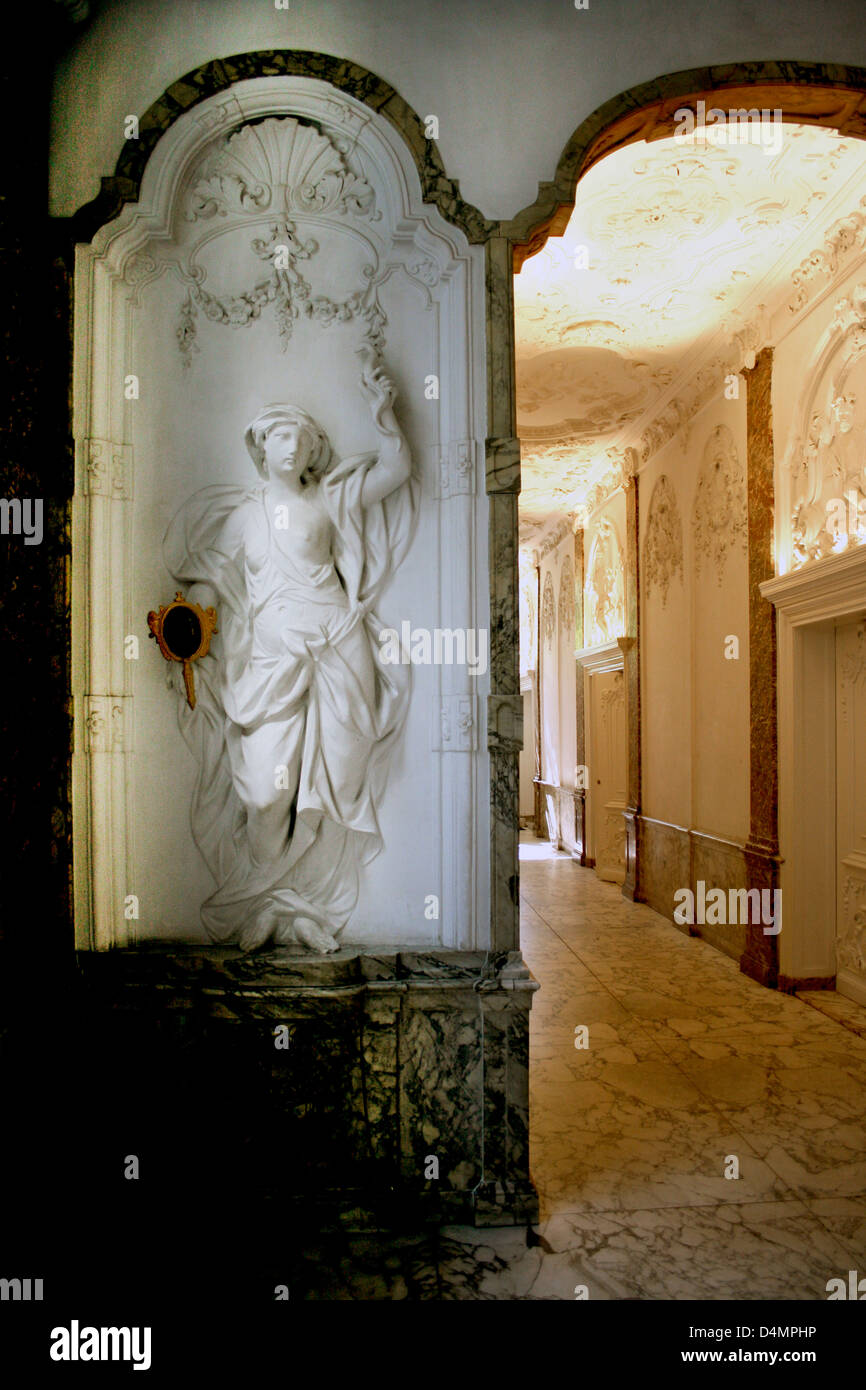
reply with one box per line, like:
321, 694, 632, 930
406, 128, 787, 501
587, 448, 639, 515
638, 361, 729, 466
788, 285, 866, 569
692, 424, 747, 585
537, 515, 574, 559
585, 518, 625, 647
434, 695, 477, 752
519, 586, 537, 680
541, 570, 556, 649
838, 623, 866, 724
599, 672, 626, 824
518, 550, 537, 678
84, 695, 132, 754
600, 670, 625, 718
85, 439, 132, 499
722, 303, 770, 373
788, 195, 866, 317
598, 805, 627, 874
185, 116, 378, 223
840, 623, 866, 686
558, 555, 575, 644
839, 874, 866, 977
436, 439, 477, 499
516, 346, 670, 423
526, 587, 537, 671
176, 117, 386, 366
643, 474, 684, 607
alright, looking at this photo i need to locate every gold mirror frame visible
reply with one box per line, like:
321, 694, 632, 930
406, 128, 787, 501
147, 592, 218, 710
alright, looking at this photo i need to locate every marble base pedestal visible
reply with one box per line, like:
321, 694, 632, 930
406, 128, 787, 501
77, 947, 539, 1230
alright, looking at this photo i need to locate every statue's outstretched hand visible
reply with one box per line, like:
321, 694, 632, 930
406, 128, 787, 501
359, 364, 396, 409
357, 348, 400, 438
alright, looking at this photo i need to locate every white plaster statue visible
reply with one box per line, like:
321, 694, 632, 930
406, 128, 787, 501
164, 355, 418, 952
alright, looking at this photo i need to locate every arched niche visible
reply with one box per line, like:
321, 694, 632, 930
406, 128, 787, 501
72, 75, 488, 952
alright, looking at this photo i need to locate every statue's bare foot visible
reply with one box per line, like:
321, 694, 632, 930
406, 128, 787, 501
239, 904, 280, 953
293, 915, 339, 954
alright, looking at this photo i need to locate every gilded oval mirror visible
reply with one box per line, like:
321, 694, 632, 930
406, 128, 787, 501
148, 592, 217, 709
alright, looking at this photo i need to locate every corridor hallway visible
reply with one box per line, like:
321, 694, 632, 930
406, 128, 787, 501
519, 835, 866, 1299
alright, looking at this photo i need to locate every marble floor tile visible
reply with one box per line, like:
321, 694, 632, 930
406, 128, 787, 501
531, 1111, 788, 1217
606, 988, 790, 1035
726, 1123, 866, 1202
529, 1202, 858, 1300
797, 989, 866, 1041
804, 1196, 866, 1267
435, 1225, 545, 1300
534, 1013, 674, 1070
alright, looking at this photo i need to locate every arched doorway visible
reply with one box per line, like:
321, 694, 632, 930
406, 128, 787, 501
507, 62, 866, 992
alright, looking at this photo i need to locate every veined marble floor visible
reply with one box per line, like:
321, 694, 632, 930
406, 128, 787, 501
296, 835, 866, 1298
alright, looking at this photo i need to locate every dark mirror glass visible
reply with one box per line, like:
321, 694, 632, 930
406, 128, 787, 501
162, 605, 202, 660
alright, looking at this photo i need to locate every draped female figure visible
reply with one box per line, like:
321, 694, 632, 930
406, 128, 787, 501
163, 364, 417, 951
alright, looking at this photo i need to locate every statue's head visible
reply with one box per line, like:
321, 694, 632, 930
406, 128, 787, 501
244, 405, 332, 485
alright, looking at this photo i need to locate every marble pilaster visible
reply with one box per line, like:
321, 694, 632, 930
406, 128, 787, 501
741, 347, 781, 987
621, 477, 642, 901
485, 233, 522, 953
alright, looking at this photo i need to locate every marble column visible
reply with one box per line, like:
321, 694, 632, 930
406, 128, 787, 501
485, 235, 522, 952
741, 347, 781, 986
622, 476, 642, 900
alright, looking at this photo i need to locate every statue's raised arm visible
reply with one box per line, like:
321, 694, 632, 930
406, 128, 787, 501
356, 349, 412, 509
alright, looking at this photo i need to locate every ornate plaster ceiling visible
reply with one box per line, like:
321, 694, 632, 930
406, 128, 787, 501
515, 123, 866, 547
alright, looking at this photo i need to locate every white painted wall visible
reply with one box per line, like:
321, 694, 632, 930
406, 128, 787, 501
639, 392, 750, 845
